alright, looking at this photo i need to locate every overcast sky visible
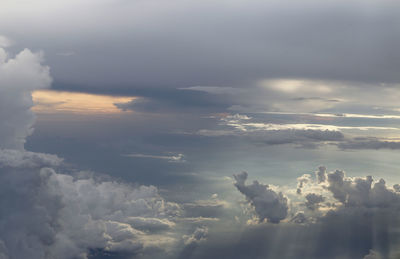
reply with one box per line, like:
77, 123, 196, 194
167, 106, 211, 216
2, 1, 400, 258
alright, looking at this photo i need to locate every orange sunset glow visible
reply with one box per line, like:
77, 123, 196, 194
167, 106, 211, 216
32, 90, 135, 114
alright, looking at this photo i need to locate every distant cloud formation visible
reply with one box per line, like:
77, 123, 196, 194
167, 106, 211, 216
123, 153, 185, 163
1, 0, 400, 256
221, 168, 400, 258
194, 113, 400, 151
337, 137, 400, 150
2, 0, 400, 88
0, 39, 197, 259
32, 90, 134, 115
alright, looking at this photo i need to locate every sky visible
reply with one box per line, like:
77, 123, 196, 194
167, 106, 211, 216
1, 0, 400, 258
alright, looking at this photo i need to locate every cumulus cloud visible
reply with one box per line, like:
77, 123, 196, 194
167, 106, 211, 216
233, 172, 288, 223
0, 41, 52, 150
177, 226, 209, 259
0, 148, 184, 258
0, 149, 62, 168
227, 167, 400, 258
182, 227, 208, 246
316, 166, 327, 183
305, 193, 325, 211
296, 174, 312, 194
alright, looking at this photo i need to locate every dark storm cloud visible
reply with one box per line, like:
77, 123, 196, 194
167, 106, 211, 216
2, 0, 400, 91
114, 88, 231, 113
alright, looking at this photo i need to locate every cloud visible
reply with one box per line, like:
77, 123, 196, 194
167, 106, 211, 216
364, 250, 383, 259
4, 0, 400, 89
233, 172, 288, 223
0, 42, 52, 150
183, 195, 230, 218
337, 137, 400, 150
195, 113, 400, 151
305, 193, 325, 211
197, 114, 345, 148
316, 166, 327, 184
296, 174, 311, 194
194, 167, 400, 258
0, 149, 184, 258
182, 227, 208, 246
0, 149, 62, 168
114, 88, 231, 114
0, 35, 12, 48
123, 153, 185, 163
179, 86, 245, 95
0, 40, 198, 259
177, 226, 209, 259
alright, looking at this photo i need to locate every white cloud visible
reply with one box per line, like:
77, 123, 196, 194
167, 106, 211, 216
0, 42, 51, 150
0, 35, 12, 48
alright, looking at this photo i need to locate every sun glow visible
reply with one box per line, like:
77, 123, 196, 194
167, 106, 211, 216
32, 90, 135, 114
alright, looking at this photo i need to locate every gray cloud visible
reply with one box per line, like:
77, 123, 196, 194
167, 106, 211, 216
316, 166, 327, 184
182, 227, 208, 246
197, 114, 345, 148
233, 172, 288, 223
191, 167, 400, 258
0, 44, 51, 150
337, 137, 400, 150
305, 193, 325, 211
0, 155, 183, 259
2, 0, 400, 89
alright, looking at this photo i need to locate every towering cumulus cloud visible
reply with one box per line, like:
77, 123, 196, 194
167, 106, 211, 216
0, 39, 182, 259
0, 43, 51, 150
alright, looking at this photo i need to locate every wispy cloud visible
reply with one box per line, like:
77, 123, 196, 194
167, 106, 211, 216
123, 153, 185, 163
261, 111, 400, 120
